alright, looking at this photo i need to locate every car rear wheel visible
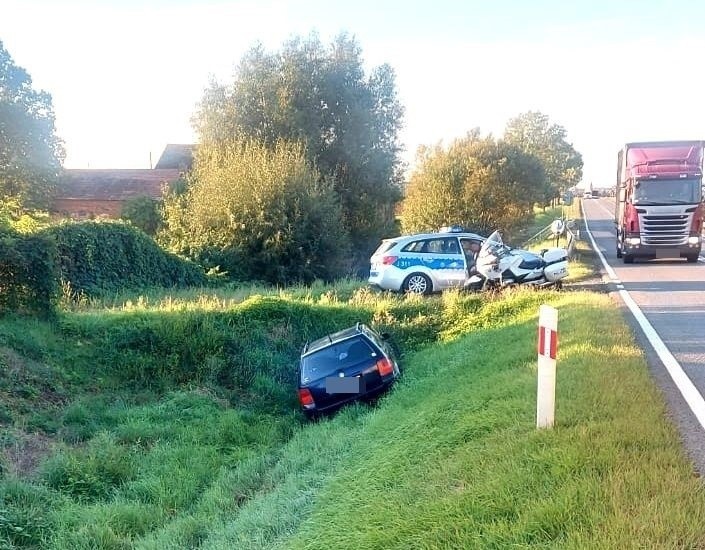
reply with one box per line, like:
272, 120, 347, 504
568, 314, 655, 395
686, 254, 699, 263
403, 273, 431, 295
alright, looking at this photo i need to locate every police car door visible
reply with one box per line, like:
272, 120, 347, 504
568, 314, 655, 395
421, 237, 465, 289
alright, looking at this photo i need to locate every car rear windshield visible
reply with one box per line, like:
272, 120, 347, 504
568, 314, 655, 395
373, 240, 396, 255
301, 337, 377, 382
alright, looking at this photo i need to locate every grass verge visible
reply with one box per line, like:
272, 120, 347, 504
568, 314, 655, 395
1, 276, 702, 547
192, 290, 705, 549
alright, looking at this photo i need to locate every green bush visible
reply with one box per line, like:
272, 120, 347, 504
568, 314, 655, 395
0, 229, 57, 316
43, 220, 206, 296
120, 196, 162, 236
160, 139, 350, 285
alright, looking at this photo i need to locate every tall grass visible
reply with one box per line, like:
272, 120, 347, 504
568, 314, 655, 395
196, 292, 705, 549
1, 281, 704, 548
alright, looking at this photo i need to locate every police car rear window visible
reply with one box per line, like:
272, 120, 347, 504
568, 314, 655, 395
373, 240, 396, 255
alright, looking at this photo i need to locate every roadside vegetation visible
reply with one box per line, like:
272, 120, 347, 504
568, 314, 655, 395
3, 27, 704, 550
2, 284, 705, 548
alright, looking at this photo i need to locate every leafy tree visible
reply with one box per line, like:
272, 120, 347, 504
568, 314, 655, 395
402, 132, 545, 236
160, 139, 349, 284
193, 33, 404, 266
120, 196, 161, 236
503, 111, 582, 202
0, 197, 50, 234
0, 40, 64, 208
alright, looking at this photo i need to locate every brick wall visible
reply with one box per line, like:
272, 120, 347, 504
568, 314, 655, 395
52, 199, 125, 219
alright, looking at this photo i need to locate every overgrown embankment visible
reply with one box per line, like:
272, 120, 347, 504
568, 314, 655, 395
1, 284, 704, 549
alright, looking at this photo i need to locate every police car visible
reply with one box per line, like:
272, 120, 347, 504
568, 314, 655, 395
368, 227, 485, 294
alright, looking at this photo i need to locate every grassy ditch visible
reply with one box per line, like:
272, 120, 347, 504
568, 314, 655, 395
1, 283, 704, 548
198, 291, 705, 549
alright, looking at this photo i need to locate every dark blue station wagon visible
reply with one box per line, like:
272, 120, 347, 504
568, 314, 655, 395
297, 323, 401, 418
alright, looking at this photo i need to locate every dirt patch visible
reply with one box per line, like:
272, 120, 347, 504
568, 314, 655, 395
2, 431, 55, 478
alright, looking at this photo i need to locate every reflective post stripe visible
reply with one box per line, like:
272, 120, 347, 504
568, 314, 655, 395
537, 305, 558, 429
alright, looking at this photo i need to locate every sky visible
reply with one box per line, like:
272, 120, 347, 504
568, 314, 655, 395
2, 0, 705, 188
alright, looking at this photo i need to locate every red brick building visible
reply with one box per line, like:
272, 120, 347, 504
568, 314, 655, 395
52, 169, 182, 218
52, 145, 195, 219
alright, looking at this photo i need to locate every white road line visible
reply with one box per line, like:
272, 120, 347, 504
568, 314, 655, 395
582, 202, 705, 431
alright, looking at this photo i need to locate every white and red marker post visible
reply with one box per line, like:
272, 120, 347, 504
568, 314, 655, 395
537, 305, 558, 429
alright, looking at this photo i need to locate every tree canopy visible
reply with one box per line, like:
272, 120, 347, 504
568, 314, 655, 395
402, 132, 546, 236
503, 111, 582, 202
160, 138, 348, 285
192, 33, 404, 265
0, 40, 64, 209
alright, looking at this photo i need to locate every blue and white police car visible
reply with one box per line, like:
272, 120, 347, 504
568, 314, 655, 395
368, 227, 485, 294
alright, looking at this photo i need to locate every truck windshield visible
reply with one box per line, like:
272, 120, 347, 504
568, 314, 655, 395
633, 178, 702, 205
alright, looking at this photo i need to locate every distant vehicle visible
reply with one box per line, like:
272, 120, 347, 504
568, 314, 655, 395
297, 323, 401, 418
368, 230, 485, 294
583, 190, 593, 199
591, 190, 599, 198
615, 141, 704, 263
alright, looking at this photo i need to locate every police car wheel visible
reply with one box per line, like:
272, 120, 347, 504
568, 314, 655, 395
403, 273, 431, 295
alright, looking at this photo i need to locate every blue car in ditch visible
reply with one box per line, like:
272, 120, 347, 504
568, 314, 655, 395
297, 323, 401, 418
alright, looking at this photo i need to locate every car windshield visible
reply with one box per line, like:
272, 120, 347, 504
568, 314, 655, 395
301, 338, 377, 382
633, 178, 701, 205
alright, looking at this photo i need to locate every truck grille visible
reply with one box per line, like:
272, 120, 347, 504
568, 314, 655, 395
639, 213, 691, 246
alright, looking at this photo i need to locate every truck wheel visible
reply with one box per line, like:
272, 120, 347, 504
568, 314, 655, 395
686, 254, 699, 263
623, 254, 634, 264
403, 273, 432, 295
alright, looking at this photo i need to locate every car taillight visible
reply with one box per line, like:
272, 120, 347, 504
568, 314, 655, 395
376, 358, 394, 377
381, 255, 398, 265
298, 388, 314, 408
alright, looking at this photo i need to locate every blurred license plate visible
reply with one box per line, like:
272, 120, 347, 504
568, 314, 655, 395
656, 249, 679, 259
326, 376, 364, 394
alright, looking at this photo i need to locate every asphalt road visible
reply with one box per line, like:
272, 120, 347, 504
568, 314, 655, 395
582, 197, 705, 472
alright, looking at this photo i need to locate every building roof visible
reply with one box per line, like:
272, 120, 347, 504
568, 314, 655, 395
58, 169, 182, 201
154, 144, 196, 170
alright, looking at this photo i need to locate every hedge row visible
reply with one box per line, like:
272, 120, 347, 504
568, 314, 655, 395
0, 229, 57, 316
0, 221, 206, 315
43, 221, 206, 296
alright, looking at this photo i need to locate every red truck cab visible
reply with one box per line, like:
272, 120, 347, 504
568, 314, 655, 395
615, 141, 704, 263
